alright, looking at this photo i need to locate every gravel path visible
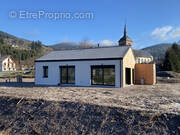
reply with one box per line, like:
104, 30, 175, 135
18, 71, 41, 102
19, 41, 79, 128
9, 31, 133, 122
0, 82, 180, 114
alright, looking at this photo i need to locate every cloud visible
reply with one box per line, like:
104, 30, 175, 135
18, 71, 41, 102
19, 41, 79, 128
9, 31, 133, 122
151, 26, 180, 41
151, 26, 172, 40
99, 40, 114, 46
169, 28, 180, 39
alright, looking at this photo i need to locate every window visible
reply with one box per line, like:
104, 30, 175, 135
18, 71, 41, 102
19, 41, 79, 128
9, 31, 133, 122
91, 65, 115, 86
140, 59, 143, 63
43, 66, 48, 78
91, 67, 103, 85
138, 59, 140, 63
60, 66, 75, 84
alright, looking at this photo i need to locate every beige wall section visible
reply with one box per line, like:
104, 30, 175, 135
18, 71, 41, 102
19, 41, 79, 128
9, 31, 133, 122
135, 64, 156, 85
122, 48, 136, 87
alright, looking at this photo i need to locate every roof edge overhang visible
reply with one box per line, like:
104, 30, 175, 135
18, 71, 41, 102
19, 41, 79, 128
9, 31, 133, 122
35, 57, 123, 63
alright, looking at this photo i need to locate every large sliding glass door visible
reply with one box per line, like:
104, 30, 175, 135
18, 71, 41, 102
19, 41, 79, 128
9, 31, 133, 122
91, 67, 103, 85
91, 65, 115, 86
104, 67, 115, 85
60, 66, 75, 84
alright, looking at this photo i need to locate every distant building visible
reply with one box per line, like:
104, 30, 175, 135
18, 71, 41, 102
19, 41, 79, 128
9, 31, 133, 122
118, 24, 133, 46
0, 55, 16, 72
133, 50, 153, 64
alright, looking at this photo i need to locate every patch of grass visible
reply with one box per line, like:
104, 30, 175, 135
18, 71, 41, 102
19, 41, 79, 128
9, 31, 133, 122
0, 71, 34, 79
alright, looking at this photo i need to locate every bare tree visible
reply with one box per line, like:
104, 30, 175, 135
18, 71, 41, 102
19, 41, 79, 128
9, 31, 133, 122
79, 37, 94, 48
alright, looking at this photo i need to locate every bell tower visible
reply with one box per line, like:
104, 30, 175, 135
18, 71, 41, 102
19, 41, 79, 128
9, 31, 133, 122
118, 24, 133, 46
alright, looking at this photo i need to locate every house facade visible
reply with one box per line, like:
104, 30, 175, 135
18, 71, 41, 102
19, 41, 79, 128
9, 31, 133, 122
35, 46, 135, 88
35, 25, 155, 87
0, 55, 16, 72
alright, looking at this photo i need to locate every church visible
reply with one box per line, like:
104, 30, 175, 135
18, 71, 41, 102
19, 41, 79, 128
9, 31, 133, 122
35, 25, 156, 87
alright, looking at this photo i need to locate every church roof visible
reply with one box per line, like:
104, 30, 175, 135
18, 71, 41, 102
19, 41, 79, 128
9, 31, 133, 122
133, 50, 152, 58
119, 35, 132, 42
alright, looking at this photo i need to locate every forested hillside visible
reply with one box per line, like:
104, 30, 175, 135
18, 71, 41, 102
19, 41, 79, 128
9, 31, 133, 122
0, 30, 51, 68
142, 43, 172, 61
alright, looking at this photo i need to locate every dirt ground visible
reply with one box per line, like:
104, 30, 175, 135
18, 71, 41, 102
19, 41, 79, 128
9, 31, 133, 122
0, 78, 179, 114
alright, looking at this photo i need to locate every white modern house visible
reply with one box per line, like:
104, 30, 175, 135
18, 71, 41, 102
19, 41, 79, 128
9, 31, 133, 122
35, 25, 156, 87
35, 45, 136, 88
0, 55, 16, 72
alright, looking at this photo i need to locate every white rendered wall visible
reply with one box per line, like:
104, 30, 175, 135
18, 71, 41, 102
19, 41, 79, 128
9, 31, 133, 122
1, 57, 16, 72
35, 60, 122, 88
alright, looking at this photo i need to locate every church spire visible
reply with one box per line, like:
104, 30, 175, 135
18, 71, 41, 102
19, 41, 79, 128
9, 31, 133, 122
118, 24, 133, 46
124, 24, 127, 37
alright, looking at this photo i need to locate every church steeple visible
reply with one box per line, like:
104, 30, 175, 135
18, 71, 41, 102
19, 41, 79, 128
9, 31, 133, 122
124, 24, 127, 37
118, 24, 133, 46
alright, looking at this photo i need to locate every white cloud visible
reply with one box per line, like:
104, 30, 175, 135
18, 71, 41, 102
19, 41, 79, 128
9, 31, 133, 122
169, 28, 180, 39
151, 26, 172, 40
100, 40, 114, 46
151, 26, 180, 41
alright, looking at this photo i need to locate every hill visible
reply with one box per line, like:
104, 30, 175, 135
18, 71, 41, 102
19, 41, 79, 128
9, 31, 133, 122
178, 40, 180, 45
50, 42, 80, 50
142, 43, 173, 62
0, 31, 32, 50
50, 41, 95, 51
1, 29, 179, 68
0, 30, 52, 68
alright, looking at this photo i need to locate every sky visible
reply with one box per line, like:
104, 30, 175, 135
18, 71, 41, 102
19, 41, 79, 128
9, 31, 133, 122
0, 0, 180, 49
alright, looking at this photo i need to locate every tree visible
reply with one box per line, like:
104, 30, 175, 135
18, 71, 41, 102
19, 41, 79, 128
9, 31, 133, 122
0, 38, 4, 44
163, 43, 180, 72
172, 43, 180, 59
79, 37, 94, 48
30, 41, 43, 53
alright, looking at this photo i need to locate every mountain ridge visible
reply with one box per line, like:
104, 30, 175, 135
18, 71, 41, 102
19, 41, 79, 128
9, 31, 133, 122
142, 43, 180, 62
1, 29, 179, 64
0, 30, 32, 49
0, 30, 52, 68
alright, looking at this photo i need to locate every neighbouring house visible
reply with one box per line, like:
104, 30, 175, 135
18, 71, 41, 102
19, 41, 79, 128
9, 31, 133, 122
134, 50, 153, 64
0, 55, 16, 72
133, 50, 156, 85
35, 25, 156, 87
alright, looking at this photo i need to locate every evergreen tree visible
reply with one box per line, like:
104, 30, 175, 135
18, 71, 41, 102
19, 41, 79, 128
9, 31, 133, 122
0, 40, 43, 61
0, 38, 4, 44
163, 43, 180, 72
